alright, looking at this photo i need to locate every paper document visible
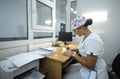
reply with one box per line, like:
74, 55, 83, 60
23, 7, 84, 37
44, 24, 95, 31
7, 53, 44, 67
62, 47, 67, 53
39, 47, 57, 56
31, 50, 45, 57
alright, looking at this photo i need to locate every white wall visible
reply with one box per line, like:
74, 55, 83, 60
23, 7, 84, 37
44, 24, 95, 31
77, 0, 120, 64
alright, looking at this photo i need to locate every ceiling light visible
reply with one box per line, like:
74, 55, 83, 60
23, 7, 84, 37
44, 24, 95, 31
82, 11, 108, 22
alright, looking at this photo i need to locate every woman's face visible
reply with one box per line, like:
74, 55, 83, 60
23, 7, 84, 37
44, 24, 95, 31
74, 26, 83, 36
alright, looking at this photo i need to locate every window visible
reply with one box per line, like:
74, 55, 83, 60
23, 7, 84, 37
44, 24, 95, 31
32, 0, 55, 30
34, 32, 53, 39
0, 0, 56, 49
0, 0, 28, 41
55, 0, 67, 37
36, 0, 52, 27
70, 1, 77, 35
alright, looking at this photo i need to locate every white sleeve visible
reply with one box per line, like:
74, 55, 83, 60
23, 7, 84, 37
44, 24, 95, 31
85, 39, 101, 56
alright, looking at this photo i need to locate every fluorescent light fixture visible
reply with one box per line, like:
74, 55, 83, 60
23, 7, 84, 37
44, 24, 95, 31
82, 11, 108, 22
45, 20, 51, 25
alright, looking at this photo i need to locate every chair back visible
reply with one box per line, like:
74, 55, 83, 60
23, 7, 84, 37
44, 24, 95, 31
112, 53, 120, 78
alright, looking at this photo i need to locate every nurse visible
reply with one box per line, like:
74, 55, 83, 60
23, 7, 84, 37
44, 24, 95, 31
63, 16, 109, 79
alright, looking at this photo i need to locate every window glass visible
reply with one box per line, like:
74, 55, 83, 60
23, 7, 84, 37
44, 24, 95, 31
34, 32, 53, 39
36, 0, 52, 27
70, 1, 77, 35
0, 0, 28, 41
55, 0, 67, 37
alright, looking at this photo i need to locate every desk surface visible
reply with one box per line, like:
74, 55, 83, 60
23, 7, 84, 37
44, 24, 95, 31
46, 43, 79, 63
39, 43, 79, 79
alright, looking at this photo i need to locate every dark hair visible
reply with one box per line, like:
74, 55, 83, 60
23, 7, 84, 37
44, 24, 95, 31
84, 19, 93, 27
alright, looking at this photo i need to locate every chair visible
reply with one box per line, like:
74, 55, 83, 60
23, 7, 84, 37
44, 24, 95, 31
108, 53, 120, 79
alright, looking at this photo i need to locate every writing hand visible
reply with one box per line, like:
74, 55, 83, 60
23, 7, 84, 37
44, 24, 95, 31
63, 50, 73, 57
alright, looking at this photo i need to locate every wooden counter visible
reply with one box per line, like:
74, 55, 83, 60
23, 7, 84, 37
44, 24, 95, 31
39, 44, 78, 79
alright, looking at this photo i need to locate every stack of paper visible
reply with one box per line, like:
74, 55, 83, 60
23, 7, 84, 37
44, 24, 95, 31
31, 50, 45, 57
39, 47, 57, 56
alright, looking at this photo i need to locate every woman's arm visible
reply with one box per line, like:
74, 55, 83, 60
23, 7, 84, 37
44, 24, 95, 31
71, 48, 79, 53
63, 50, 97, 69
73, 54, 98, 69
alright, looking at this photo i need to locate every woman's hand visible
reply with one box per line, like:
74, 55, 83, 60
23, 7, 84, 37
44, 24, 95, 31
63, 50, 73, 57
70, 48, 79, 53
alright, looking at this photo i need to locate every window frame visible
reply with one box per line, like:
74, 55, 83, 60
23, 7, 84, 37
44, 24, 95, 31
32, 0, 55, 31
0, 0, 56, 49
